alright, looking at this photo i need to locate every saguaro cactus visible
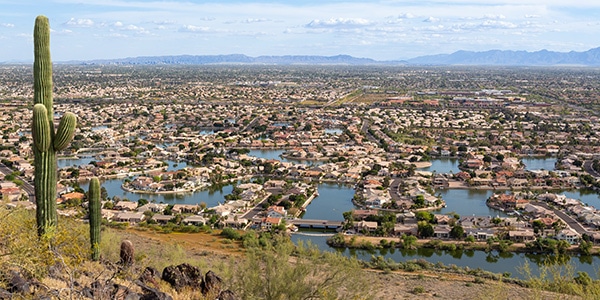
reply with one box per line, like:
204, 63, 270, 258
33, 15, 77, 236
88, 177, 101, 261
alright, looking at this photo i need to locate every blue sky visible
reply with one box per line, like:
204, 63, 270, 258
1, 0, 600, 62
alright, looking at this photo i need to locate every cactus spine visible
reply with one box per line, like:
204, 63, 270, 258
88, 177, 101, 261
33, 15, 77, 236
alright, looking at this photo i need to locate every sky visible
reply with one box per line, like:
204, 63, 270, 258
1, 0, 600, 62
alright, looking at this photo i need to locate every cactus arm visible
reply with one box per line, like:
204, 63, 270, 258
33, 15, 53, 116
32, 104, 51, 152
88, 177, 101, 261
54, 112, 77, 151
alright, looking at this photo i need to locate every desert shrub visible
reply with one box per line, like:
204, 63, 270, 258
229, 235, 370, 300
412, 286, 425, 294
220, 227, 241, 240
0, 207, 89, 279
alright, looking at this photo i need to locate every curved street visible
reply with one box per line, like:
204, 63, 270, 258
0, 163, 35, 203
584, 160, 600, 178
532, 200, 588, 236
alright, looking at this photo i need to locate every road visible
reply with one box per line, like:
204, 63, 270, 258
360, 118, 381, 146
389, 178, 403, 202
0, 163, 35, 203
532, 201, 588, 236
583, 160, 600, 178
241, 193, 272, 220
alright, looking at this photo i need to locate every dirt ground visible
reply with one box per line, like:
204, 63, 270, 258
120, 229, 576, 300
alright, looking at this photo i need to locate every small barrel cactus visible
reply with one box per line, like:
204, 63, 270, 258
88, 177, 101, 261
120, 240, 135, 266
32, 15, 77, 236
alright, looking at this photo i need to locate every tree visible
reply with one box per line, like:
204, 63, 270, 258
402, 234, 417, 249
416, 211, 434, 223
417, 221, 434, 238
137, 198, 149, 207
579, 240, 593, 255
450, 225, 464, 239
342, 210, 354, 230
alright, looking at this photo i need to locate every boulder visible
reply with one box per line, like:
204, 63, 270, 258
217, 289, 238, 300
135, 280, 173, 300
201, 270, 223, 295
139, 267, 161, 286
161, 263, 203, 291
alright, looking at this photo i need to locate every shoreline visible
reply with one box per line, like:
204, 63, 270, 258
326, 234, 598, 256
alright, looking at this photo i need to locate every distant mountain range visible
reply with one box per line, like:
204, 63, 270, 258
406, 47, 600, 66
45, 47, 600, 66
78, 54, 384, 66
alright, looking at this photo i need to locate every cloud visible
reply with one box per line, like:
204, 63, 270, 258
114, 21, 123, 27
480, 20, 518, 29
483, 14, 506, 20
306, 18, 371, 28
179, 25, 212, 32
242, 18, 270, 23
398, 13, 416, 19
152, 20, 177, 25
525, 14, 541, 18
64, 18, 94, 27
121, 24, 149, 34
1, 23, 15, 28
108, 33, 128, 38
423, 17, 440, 23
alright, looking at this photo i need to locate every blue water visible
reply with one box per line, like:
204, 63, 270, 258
325, 128, 343, 135
79, 178, 233, 207
435, 189, 508, 218
291, 235, 600, 280
58, 156, 95, 168
248, 149, 324, 166
419, 158, 460, 174
522, 157, 556, 171
301, 183, 356, 221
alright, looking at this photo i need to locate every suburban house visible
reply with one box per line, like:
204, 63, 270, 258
556, 228, 581, 245
267, 206, 287, 218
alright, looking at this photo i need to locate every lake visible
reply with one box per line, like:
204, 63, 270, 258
291, 234, 600, 280
420, 157, 558, 174
248, 149, 325, 166
301, 183, 356, 221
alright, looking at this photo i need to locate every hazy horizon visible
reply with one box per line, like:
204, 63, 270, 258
2, 0, 599, 62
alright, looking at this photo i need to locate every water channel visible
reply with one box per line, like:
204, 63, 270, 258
60, 153, 600, 279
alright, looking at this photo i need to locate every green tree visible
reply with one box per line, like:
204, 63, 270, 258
450, 225, 464, 239
342, 210, 354, 230
417, 221, 434, 238
402, 234, 417, 249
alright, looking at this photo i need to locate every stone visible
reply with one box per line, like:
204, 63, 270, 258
161, 263, 203, 291
201, 270, 223, 295
135, 280, 174, 300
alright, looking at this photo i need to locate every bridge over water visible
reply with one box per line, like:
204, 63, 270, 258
290, 219, 343, 229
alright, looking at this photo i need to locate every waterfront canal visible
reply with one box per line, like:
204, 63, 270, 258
62, 154, 599, 278
290, 234, 600, 280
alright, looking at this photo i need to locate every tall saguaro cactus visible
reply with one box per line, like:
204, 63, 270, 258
33, 15, 77, 236
88, 177, 101, 261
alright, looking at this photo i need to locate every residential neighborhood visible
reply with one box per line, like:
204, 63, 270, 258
2, 65, 600, 254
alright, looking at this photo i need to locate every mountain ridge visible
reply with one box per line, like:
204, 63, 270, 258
6, 47, 600, 66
